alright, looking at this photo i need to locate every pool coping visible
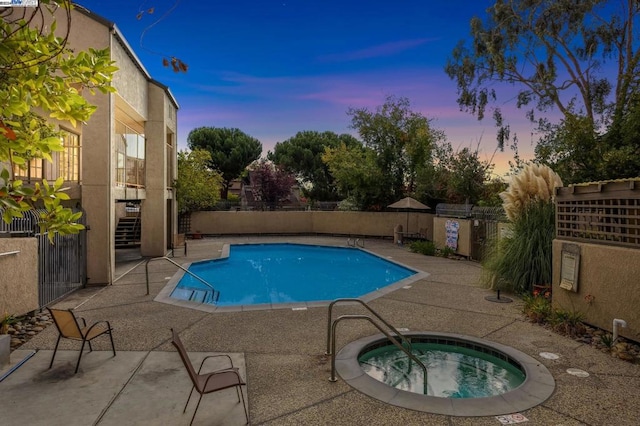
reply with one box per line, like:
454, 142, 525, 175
154, 242, 430, 313
334, 331, 556, 416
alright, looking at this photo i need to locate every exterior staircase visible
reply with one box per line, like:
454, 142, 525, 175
115, 216, 141, 248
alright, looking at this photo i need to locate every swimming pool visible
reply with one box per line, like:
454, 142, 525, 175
169, 243, 421, 308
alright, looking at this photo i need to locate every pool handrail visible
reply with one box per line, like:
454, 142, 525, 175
325, 298, 413, 356
145, 256, 219, 302
328, 314, 428, 395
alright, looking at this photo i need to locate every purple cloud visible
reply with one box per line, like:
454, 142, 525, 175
318, 38, 439, 62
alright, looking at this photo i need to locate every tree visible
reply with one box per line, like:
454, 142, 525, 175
347, 96, 442, 205
248, 160, 296, 210
187, 127, 262, 199
175, 149, 223, 214
267, 131, 360, 203
445, 0, 640, 181
322, 143, 387, 210
413, 142, 493, 205
1, 1, 118, 239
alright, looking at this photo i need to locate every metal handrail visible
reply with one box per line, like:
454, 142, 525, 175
346, 238, 364, 248
144, 256, 218, 302
325, 298, 412, 355
328, 315, 428, 395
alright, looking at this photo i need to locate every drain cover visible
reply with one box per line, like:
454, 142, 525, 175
539, 352, 560, 360
566, 368, 589, 377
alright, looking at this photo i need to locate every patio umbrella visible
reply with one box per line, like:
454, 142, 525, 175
387, 197, 431, 234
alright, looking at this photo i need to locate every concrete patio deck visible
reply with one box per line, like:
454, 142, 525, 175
1, 236, 639, 425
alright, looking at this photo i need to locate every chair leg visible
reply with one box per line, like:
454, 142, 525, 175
183, 385, 195, 413
238, 385, 249, 425
108, 330, 116, 357
49, 334, 62, 369
189, 393, 204, 426
75, 339, 88, 374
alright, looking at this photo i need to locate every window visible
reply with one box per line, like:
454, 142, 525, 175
54, 130, 80, 181
115, 120, 145, 188
12, 129, 80, 183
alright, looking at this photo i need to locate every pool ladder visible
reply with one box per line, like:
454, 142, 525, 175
144, 256, 220, 303
325, 298, 428, 395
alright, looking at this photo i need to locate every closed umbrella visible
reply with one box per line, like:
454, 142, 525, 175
387, 197, 430, 235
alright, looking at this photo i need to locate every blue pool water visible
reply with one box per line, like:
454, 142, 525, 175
171, 243, 416, 306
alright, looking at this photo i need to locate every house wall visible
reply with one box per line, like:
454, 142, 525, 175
0, 239, 39, 316
552, 240, 640, 340
111, 42, 148, 118
190, 211, 434, 239
141, 83, 174, 256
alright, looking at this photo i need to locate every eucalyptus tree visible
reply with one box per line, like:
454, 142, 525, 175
446, 0, 640, 182
268, 131, 360, 202
187, 127, 262, 199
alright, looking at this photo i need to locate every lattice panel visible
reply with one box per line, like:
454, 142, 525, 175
556, 198, 640, 247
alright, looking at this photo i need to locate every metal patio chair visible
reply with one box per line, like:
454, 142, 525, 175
171, 328, 249, 425
47, 308, 116, 374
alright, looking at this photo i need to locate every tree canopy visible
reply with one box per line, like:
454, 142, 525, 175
267, 131, 360, 203
187, 127, 262, 199
446, 0, 640, 182
346, 96, 443, 206
248, 160, 296, 210
1, 1, 118, 238
175, 149, 222, 214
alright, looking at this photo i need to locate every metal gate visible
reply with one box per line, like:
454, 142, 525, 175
1, 208, 87, 307
471, 206, 506, 261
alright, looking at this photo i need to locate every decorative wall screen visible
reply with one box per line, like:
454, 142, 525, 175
555, 181, 640, 248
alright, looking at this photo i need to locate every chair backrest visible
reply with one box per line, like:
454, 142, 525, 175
171, 328, 199, 388
48, 308, 83, 339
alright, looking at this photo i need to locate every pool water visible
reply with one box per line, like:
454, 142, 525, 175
172, 243, 416, 306
359, 342, 526, 398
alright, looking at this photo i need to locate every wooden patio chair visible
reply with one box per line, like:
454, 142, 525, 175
47, 308, 116, 374
171, 328, 249, 425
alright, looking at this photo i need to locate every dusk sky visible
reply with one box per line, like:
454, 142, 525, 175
78, 0, 559, 176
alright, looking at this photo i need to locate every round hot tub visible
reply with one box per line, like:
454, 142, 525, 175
334, 332, 555, 416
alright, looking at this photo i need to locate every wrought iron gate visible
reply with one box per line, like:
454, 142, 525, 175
1, 208, 87, 307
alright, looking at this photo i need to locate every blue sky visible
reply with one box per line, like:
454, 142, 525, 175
78, 0, 550, 176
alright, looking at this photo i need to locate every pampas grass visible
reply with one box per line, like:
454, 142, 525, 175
482, 164, 561, 293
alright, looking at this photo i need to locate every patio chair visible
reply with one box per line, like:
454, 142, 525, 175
47, 308, 116, 374
171, 328, 249, 425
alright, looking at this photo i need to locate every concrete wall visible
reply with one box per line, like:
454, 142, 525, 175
552, 240, 640, 341
141, 83, 174, 256
432, 217, 472, 257
111, 41, 148, 117
0, 239, 39, 316
190, 211, 434, 239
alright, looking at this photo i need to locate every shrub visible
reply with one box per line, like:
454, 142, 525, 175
522, 292, 553, 324
439, 246, 455, 258
409, 240, 437, 256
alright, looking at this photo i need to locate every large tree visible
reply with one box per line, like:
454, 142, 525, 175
248, 160, 296, 210
187, 127, 262, 199
322, 142, 386, 210
445, 0, 640, 182
267, 131, 360, 203
175, 149, 222, 214
1, 1, 117, 238
347, 96, 442, 205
